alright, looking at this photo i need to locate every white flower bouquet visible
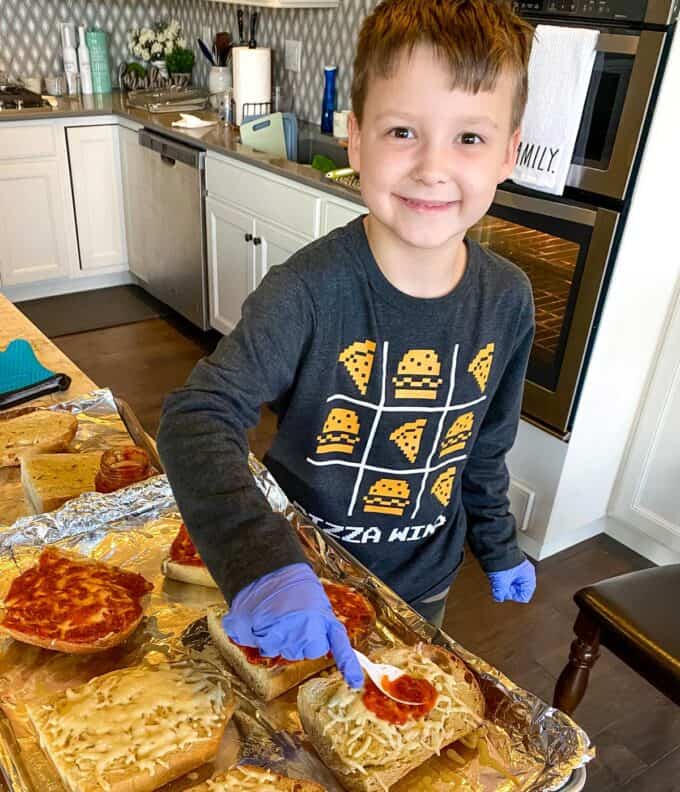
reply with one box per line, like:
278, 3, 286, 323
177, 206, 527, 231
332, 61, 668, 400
127, 19, 187, 63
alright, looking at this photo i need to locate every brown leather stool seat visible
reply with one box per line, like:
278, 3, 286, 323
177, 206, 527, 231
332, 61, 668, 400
554, 564, 680, 714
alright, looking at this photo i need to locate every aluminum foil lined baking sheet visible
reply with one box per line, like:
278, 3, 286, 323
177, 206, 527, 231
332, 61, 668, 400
0, 388, 155, 528
0, 438, 592, 791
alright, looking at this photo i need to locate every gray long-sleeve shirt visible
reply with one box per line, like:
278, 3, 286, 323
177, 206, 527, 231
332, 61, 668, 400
157, 218, 534, 606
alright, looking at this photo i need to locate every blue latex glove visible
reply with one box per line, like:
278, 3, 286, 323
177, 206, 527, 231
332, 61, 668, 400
487, 559, 536, 604
222, 563, 364, 689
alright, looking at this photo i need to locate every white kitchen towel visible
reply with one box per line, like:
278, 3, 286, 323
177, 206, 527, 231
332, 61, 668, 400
171, 113, 218, 128
511, 25, 599, 195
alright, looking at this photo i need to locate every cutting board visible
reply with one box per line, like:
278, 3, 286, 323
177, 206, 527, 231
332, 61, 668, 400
240, 112, 288, 158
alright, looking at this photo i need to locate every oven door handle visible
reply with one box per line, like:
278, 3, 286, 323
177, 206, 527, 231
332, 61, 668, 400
493, 189, 597, 227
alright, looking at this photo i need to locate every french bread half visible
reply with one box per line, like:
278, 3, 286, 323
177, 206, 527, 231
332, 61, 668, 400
26, 661, 234, 792
21, 451, 103, 514
297, 643, 485, 792
190, 764, 326, 791
0, 409, 78, 468
207, 605, 333, 702
161, 557, 218, 588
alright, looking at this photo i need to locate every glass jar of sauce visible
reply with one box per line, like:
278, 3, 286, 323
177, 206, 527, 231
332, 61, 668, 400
95, 445, 151, 493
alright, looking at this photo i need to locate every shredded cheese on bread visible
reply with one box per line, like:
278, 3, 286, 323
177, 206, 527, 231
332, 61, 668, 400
315, 645, 483, 776
27, 662, 230, 792
199, 765, 325, 790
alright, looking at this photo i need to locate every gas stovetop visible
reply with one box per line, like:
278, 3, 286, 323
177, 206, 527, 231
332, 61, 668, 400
0, 84, 51, 112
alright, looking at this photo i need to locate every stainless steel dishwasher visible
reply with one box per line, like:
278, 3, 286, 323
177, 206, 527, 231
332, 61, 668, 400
127, 129, 209, 330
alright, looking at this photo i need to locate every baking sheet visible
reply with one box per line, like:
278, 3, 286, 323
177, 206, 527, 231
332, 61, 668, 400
0, 388, 150, 527
0, 399, 593, 791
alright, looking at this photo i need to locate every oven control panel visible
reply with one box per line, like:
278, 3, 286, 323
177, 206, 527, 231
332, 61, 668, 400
513, 0, 648, 21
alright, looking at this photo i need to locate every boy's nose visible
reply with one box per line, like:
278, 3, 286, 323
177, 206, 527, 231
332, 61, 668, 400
411, 145, 450, 186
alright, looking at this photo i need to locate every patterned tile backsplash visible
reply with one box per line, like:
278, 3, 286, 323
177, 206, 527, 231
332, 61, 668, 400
0, 0, 377, 124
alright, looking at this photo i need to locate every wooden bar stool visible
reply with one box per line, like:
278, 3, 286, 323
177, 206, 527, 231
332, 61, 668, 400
553, 564, 680, 715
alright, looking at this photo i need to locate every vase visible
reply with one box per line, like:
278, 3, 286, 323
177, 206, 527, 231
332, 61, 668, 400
208, 66, 232, 110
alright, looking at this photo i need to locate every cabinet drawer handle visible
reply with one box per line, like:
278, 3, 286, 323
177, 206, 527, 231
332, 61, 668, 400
244, 233, 253, 242
253, 237, 262, 245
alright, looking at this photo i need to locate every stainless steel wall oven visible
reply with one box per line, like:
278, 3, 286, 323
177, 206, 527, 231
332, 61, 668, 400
473, 0, 677, 436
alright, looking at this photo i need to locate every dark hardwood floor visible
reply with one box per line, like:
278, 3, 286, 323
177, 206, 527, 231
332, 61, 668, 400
55, 315, 680, 792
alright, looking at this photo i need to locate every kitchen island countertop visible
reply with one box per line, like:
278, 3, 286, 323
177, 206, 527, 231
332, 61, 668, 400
0, 92, 365, 207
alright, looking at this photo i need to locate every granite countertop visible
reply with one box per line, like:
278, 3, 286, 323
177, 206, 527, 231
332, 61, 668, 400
0, 92, 365, 207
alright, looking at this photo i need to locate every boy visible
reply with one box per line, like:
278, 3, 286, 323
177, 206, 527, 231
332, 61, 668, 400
158, 0, 536, 689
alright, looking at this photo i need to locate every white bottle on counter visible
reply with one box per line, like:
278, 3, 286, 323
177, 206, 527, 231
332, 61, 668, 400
61, 22, 79, 95
78, 25, 93, 95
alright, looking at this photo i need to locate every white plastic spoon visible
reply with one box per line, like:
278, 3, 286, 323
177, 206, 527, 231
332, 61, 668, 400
353, 649, 422, 705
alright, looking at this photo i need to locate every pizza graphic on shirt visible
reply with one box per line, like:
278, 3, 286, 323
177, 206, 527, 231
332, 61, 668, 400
431, 467, 456, 507
389, 418, 427, 463
339, 340, 377, 396
468, 343, 494, 393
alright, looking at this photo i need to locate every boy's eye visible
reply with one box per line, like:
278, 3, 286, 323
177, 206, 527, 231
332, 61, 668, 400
389, 127, 414, 139
459, 132, 483, 145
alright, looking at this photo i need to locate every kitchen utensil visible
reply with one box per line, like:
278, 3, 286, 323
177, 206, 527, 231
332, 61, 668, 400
215, 31, 232, 66
197, 38, 216, 66
353, 650, 422, 705
237, 10, 246, 45
239, 112, 287, 158
249, 12, 258, 49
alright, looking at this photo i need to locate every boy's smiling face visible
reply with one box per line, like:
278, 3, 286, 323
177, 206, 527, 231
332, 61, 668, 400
348, 44, 521, 255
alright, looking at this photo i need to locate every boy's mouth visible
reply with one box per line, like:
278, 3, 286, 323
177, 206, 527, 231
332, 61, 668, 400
395, 195, 458, 212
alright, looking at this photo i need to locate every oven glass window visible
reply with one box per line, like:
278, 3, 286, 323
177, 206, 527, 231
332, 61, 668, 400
468, 209, 591, 392
572, 52, 633, 170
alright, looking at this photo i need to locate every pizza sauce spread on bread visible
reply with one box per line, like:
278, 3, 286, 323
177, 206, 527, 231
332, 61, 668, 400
1, 547, 153, 644
231, 582, 374, 666
169, 523, 205, 567
323, 582, 374, 645
362, 675, 438, 725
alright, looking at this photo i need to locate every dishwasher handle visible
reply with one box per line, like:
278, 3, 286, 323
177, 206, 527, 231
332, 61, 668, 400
138, 129, 203, 169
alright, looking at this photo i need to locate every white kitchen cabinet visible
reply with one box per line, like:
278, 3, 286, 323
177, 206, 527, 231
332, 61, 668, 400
609, 282, 680, 561
322, 195, 368, 235
0, 159, 73, 285
254, 218, 310, 283
207, 197, 257, 335
67, 125, 127, 271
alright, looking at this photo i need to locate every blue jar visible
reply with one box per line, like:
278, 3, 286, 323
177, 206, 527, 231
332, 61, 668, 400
321, 65, 337, 134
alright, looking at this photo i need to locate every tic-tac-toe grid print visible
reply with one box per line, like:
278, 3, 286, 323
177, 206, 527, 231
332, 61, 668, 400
306, 338, 496, 523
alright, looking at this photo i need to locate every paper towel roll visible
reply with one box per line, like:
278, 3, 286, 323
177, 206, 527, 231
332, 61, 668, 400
232, 47, 271, 125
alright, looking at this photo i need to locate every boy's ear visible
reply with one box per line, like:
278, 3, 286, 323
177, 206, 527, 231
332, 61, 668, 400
347, 112, 361, 173
498, 127, 521, 184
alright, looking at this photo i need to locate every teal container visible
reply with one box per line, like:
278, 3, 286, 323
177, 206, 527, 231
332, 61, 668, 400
85, 29, 111, 94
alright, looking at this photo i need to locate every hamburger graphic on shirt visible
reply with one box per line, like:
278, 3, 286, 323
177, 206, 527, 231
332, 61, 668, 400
316, 408, 361, 455
392, 349, 444, 400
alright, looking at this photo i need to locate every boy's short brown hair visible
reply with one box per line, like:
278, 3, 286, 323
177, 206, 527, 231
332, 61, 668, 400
351, 0, 534, 132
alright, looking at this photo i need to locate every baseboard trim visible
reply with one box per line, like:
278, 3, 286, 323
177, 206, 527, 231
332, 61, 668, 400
532, 518, 606, 561
605, 516, 680, 565
2, 271, 133, 302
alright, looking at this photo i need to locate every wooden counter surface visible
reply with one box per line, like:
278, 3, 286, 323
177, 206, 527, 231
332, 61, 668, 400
0, 293, 99, 524
0, 293, 97, 406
